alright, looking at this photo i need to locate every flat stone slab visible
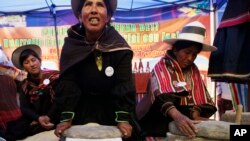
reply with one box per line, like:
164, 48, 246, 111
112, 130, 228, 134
167, 132, 228, 141
21, 130, 58, 141
64, 123, 122, 139
21, 123, 122, 141
168, 120, 234, 140
221, 111, 250, 124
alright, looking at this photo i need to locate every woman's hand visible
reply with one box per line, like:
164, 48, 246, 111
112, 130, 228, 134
167, 107, 199, 138
54, 120, 72, 137
38, 115, 54, 129
117, 122, 132, 139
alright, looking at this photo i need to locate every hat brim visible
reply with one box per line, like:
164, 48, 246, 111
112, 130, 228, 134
164, 39, 217, 52
11, 44, 41, 70
71, 0, 117, 18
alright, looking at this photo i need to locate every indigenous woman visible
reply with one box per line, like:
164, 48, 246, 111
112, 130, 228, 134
54, 0, 141, 140
6, 44, 59, 140
136, 21, 217, 138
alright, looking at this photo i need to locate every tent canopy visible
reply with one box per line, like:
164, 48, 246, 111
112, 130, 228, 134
0, 0, 226, 16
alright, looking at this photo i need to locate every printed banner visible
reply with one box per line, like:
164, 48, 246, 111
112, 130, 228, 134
0, 15, 211, 70
0, 8, 214, 98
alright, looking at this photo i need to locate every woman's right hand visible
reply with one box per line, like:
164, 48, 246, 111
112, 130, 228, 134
167, 107, 199, 138
54, 121, 72, 137
117, 122, 133, 139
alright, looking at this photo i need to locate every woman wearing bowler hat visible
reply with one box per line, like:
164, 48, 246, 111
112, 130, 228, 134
54, 0, 142, 140
5, 44, 59, 140
136, 21, 217, 138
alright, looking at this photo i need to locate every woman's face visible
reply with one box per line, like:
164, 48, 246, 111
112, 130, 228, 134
79, 0, 110, 34
173, 46, 200, 69
22, 55, 41, 76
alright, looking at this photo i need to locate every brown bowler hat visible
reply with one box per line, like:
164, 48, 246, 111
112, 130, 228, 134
11, 44, 41, 69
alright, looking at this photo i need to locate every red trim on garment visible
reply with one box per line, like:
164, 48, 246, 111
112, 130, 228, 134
218, 12, 250, 28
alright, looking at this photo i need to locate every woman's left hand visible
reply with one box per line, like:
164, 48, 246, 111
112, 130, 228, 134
38, 115, 54, 129
54, 120, 72, 137
117, 122, 132, 138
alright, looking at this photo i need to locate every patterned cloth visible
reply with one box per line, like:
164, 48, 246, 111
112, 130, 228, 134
0, 74, 21, 130
136, 55, 217, 125
21, 70, 59, 103
151, 54, 215, 106
229, 83, 248, 112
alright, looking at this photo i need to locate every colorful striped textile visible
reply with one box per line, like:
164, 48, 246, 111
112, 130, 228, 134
152, 55, 214, 106
229, 83, 248, 112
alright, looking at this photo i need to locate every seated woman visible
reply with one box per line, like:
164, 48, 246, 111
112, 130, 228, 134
5, 44, 59, 140
0, 47, 23, 138
136, 21, 217, 138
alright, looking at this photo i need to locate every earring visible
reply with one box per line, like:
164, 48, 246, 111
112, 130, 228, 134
105, 24, 109, 29
79, 23, 82, 29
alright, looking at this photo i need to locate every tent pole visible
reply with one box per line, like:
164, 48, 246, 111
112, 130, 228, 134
53, 13, 60, 62
46, 0, 60, 64
210, 0, 217, 43
51, 4, 60, 63
210, 0, 218, 120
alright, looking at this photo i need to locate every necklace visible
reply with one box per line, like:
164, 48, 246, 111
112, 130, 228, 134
95, 50, 102, 71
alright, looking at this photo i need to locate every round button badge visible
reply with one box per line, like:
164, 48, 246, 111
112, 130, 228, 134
43, 79, 50, 85
105, 66, 114, 77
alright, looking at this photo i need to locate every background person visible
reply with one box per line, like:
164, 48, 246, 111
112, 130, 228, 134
216, 82, 233, 119
0, 47, 23, 139
5, 44, 59, 140
54, 0, 142, 140
136, 21, 217, 138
